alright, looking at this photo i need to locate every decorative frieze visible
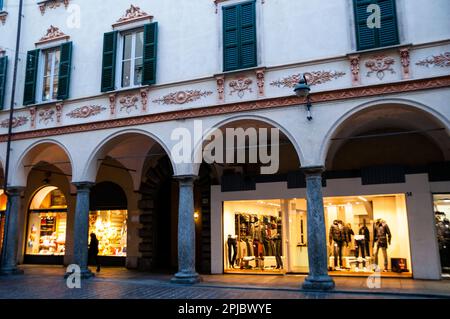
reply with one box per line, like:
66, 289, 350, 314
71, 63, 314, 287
56, 102, 64, 125
153, 90, 213, 105
256, 69, 266, 97
39, 108, 55, 125
29, 107, 37, 129
270, 71, 346, 89
416, 52, 450, 68
109, 94, 117, 117
66, 105, 107, 119
365, 55, 396, 80
0, 116, 29, 129
349, 55, 361, 86
399, 48, 411, 79
229, 77, 253, 98
38, 0, 70, 15
140, 89, 149, 112
113, 5, 153, 27
37, 25, 70, 44
215, 75, 225, 103
119, 95, 139, 114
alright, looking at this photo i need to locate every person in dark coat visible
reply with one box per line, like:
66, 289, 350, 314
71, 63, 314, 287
88, 233, 101, 272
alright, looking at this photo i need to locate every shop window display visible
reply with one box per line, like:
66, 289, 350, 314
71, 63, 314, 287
89, 210, 127, 257
0, 191, 6, 251
25, 187, 67, 256
434, 194, 450, 275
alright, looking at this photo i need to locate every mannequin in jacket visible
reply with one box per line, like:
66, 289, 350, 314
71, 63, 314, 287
373, 219, 392, 271
359, 219, 371, 256
329, 220, 346, 269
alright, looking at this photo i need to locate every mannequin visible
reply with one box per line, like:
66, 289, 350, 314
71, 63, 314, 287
329, 220, 345, 269
373, 219, 392, 271
270, 221, 283, 269
359, 219, 371, 256
227, 235, 237, 268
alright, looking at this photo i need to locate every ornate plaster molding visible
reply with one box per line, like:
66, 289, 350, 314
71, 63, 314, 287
349, 55, 361, 86
55, 102, 64, 125
109, 94, 117, 117
37, 25, 70, 44
38, 0, 70, 15
29, 107, 37, 129
140, 89, 149, 112
153, 90, 213, 105
66, 105, 107, 119
270, 70, 346, 89
229, 77, 253, 98
119, 95, 139, 114
0, 116, 29, 129
256, 68, 266, 97
365, 55, 396, 80
416, 52, 450, 68
2, 76, 449, 142
0, 11, 8, 25
215, 75, 225, 103
113, 5, 153, 27
38, 108, 55, 125
399, 48, 411, 79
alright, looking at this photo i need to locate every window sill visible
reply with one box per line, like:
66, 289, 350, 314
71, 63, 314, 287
25, 100, 63, 108
348, 43, 412, 56
215, 65, 266, 78
105, 85, 148, 95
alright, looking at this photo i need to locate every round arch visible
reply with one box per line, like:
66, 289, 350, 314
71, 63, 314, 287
82, 128, 176, 183
319, 98, 450, 166
11, 139, 74, 187
192, 114, 304, 175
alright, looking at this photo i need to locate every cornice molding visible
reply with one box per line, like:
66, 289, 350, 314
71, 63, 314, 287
36, 25, 70, 45
38, 0, 70, 15
112, 5, 153, 28
1, 75, 449, 143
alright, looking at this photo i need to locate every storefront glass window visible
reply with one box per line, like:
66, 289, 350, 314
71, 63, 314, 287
434, 194, 450, 276
223, 194, 412, 276
0, 191, 6, 251
25, 187, 67, 256
89, 210, 127, 257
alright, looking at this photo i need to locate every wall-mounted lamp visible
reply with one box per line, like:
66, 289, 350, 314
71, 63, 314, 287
294, 73, 313, 121
194, 211, 200, 221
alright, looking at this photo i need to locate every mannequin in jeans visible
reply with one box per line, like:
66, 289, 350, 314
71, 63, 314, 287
373, 219, 392, 272
329, 220, 346, 270
227, 235, 237, 268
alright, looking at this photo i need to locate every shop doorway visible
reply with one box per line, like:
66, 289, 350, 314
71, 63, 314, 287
0, 191, 7, 255
24, 186, 68, 265
434, 194, 450, 276
89, 182, 128, 267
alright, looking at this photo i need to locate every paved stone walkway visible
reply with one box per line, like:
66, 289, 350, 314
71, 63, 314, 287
0, 266, 448, 299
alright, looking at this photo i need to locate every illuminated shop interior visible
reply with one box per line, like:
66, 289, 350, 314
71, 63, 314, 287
434, 194, 450, 275
0, 190, 6, 251
223, 194, 412, 276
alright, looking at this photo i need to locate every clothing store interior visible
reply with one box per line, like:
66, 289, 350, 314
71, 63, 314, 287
434, 194, 450, 277
223, 194, 413, 277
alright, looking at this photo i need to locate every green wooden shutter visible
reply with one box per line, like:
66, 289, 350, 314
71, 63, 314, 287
142, 22, 158, 85
101, 31, 118, 92
23, 49, 40, 106
223, 5, 239, 71
354, 0, 399, 50
57, 41, 72, 100
239, 1, 257, 69
223, 1, 257, 71
378, 0, 399, 47
0, 56, 7, 110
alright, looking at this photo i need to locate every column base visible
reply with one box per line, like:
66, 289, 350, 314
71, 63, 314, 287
64, 269, 95, 279
302, 275, 335, 291
0, 267, 24, 276
171, 272, 201, 285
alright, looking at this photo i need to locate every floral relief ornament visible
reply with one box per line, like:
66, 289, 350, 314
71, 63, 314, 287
38, 25, 69, 43
270, 71, 346, 88
153, 90, 213, 105
416, 52, 450, 68
66, 105, 107, 119
229, 77, 253, 98
116, 5, 151, 24
365, 55, 396, 80
1, 116, 29, 129
39, 108, 55, 125
119, 95, 139, 114
39, 0, 70, 15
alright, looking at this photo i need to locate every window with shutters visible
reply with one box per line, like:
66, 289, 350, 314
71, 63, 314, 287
354, 0, 400, 51
0, 55, 7, 110
222, 1, 257, 72
119, 29, 144, 88
40, 48, 61, 102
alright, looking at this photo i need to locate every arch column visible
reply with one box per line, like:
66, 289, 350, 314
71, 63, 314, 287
0, 187, 25, 275
302, 167, 335, 291
171, 175, 201, 284
65, 182, 95, 279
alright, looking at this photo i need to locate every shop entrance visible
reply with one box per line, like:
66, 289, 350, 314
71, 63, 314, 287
24, 186, 68, 265
434, 194, 450, 276
0, 191, 6, 255
89, 182, 128, 267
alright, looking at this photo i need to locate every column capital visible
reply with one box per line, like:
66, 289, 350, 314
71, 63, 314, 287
301, 166, 325, 176
174, 175, 198, 185
72, 182, 95, 191
5, 187, 25, 196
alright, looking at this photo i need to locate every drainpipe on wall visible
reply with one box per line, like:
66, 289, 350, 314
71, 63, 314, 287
1, 0, 24, 263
